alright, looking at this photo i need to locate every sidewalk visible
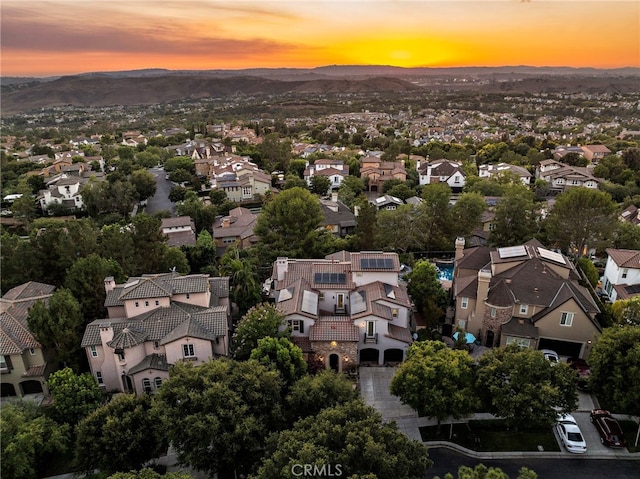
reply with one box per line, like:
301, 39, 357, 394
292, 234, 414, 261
359, 366, 640, 460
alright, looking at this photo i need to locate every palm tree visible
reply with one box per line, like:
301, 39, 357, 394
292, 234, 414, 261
219, 243, 262, 316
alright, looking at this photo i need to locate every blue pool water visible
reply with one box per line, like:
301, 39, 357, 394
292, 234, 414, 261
436, 263, 454, 281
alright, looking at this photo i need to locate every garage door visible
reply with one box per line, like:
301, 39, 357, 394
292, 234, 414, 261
538, 338, 582, 357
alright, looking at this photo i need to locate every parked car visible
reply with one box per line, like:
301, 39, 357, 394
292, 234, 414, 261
556, 413, 587, 454
590, 409, 627, 448
541, 349, 559, 365
566, 357, 592, 390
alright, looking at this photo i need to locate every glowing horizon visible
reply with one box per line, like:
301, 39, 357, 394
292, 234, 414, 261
1, 1, 638, 77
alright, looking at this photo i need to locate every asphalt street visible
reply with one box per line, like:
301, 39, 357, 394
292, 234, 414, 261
144, 167, 176, 215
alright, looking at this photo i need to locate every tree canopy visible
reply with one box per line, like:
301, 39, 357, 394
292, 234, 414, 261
253, 400, 432, 479
588, 325, 640, 415
75, 394, 168, 474
154, 359, 283, 479
46, 367, 104, 425
406, 260, 448, 327
390, 341, 477, 429
232, 302, 288, 360
475, 345, 578, 430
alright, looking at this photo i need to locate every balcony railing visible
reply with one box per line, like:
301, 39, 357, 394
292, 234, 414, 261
364, 333, 378, 344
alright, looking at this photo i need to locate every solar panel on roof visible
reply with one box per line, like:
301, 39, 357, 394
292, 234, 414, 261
537, 247, 566, 265
314, 272, 347, 284
361, 257, 394, 269
498, 245, 527, 259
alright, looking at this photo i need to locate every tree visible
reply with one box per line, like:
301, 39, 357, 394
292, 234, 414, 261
449, 192, 486, 240
47, 367, 104, 425
577, 257, 599, 287
475, 345, 578, 431
168, 185, 187, 203
489, 188, 538, 247
253, 400, 432, 479
386, 183, 416, 201
1, 402, 69, 479
588, 325, 640, 414
219, 244, 262, 315
130, 169, 157, 202
108, 470, 192, 479
176, 191, 218, 233
183, 230, 217, 273
159, 245, 190, 274
75, 394, 168, 474
168, 168, 192, 183
128, 213, 169, 274
64, 254, 125, 321
164, 156, 194, 173
376, 205, 420, 253
433, 464, 537, 479
353, 199, 378, 250
258, 132, 291, 171
232, 303, 288, 360
27, 289, 86, 369
250, 337, 307, 389
309, 175, 331, 196
285, 370, 357, 423
99, 223, 137, 275
613, 221, 640, 250
406, 260, 448, 327
390, 341, 477, 432
544, 188, 617, 256
282, 174, 307, 190
254, 187, 328, 261
155, 359, 283, 479
610, 297, 640, 326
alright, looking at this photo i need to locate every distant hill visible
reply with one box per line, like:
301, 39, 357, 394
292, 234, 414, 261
2, 65, 639, 114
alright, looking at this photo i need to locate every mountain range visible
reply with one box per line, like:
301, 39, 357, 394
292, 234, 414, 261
2, 65, 639, 114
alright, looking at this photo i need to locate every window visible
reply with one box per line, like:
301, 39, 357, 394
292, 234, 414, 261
186, 293, 190, 299
145, 300, 149, 307
366, 321, 375, 337
0, 355, 9, 371
117, 351, 125, 361
96, 371, 104, 384
242, 186, 252, 197
155, 300, 160, 306
135, 301, 139, 307
289, 319, 304, 333
90, 345, 98, 358
392, 308, 399, 318
454, 176, 460, 183
519, 304, 528, 315
153, 341, 159, 349
488, 223, 496, 231
560, 312, 574, 327
458, 320, 466, 330
142, 378, 152, 393
318, 292, 325, 301
490, 307, 497, 318
461, 297, 469, 309
154, 377, 163, 389
506, 337, 530, 348
622, 268, 628, 279
183, 343, 195, 357
29, 348, 36, 356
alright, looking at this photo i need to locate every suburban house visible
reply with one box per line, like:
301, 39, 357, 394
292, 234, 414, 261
266, 251, 415, 371
620, 205, 640, 226
81, 273, 231, 396
602, 248, 640, 302
202, 155, 273, 202
452, 238, 601, 358
190, 142, 226, 161
211, 207, 258, 256
417, 159, 466, 192
478, 163, 532, 186
303, 159, 350, 191
581, 145, 611, 163
359, 156, 407, 192
370, 194, 403, 211
552, 146, 585, 161
319, 194, 356, 237
0, 281, 56, 398
535, 160, 601, 192
38, 167, 105, 213
160, 216, 197, 247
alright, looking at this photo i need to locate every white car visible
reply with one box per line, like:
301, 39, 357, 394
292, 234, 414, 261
541, 349, 560, 365
556, 413, 587, 454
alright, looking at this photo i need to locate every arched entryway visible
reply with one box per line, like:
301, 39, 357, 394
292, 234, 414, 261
329, 353, 340, 372
486, 330, 495, 347
122, 373, 133, 392
20, 380, 43, 395
359, 348, 380, 364
383, 348, 404, 363
1, 383, 17, 397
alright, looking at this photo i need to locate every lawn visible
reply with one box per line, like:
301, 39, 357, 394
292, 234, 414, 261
420, 419, 561, 452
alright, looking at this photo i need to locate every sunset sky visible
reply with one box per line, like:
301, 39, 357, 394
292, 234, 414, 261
1, 1, 638, 77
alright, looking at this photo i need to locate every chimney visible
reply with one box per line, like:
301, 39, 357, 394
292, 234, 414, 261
455, 237, 466, 262
222, 217, 230, 228
104, 276, 116, 293
276, 257, 289, 281
416, 160, 421, 171
476, 269, 491, 313
354, 205, 360, 217
331, 192, 338, 203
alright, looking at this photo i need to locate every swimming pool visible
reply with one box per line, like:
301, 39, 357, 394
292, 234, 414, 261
435, 262, 454, 281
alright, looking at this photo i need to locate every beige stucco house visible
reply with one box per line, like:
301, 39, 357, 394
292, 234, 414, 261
452, 238, 601, 358
0, 282, 56, 398
266, 251, 415, 372
81, 272, 230, 396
